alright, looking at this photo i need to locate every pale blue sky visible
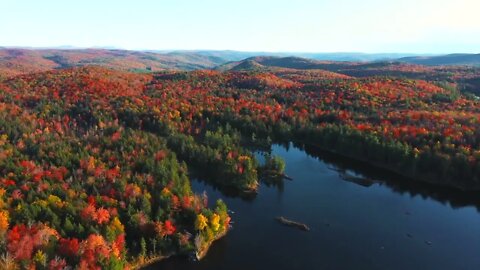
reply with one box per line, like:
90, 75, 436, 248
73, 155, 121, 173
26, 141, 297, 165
1, 0, 479, 53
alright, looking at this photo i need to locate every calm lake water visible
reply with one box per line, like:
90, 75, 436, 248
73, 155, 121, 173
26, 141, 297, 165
149, 144, 480, 270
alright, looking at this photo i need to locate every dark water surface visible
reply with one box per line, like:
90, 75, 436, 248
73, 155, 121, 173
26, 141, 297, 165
149, 144, 480, 270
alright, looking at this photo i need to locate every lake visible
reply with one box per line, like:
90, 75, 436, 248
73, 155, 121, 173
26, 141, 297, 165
148, 144, 480, 270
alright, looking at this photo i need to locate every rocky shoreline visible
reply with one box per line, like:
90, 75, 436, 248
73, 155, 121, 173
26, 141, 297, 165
195, 229, 229, 260
133, 228, 229, 269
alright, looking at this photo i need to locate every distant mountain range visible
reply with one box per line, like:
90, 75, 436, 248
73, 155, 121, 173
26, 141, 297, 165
0, 48, 226, 76
160, 50, 420, 62
218, 54, 480, 72
398, 54, 480, 66
150, 50, 480, 65
0, 48, 479, 77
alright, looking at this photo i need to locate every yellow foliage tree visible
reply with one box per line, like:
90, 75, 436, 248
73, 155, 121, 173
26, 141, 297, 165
33, 250, 47, 267
195, 214, 208, 231
210, 213, 220, 232
0, 210, 8, 237
109, 217, 125, 234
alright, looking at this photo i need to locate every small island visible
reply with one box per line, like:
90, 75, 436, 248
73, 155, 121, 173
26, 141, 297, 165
1, 45, 480, 269
259, 154, 292, 184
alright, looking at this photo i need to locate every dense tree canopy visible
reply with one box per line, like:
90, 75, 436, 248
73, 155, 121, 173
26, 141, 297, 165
0, 65, 479, 268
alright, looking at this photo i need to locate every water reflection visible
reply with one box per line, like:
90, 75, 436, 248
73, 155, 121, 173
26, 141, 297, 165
189, 175, 258, 202
150, 143, 480, 270
297, 143, 480, 211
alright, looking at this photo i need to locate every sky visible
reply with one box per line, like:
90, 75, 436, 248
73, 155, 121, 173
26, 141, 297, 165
1, 0, 479, 53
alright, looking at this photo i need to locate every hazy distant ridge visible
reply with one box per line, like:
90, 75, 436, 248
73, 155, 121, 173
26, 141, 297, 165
1, 48, 479, 77
398, 53, 480, 66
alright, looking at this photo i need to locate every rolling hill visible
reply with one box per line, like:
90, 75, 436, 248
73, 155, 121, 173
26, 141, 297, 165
163, 50, 419, 62
217, 56, 408, 72
2, 49, 480, 95
0, 48, 229, 76
217, 56, 328, 71
220, 56, 480, 95
399, 53, 480, 66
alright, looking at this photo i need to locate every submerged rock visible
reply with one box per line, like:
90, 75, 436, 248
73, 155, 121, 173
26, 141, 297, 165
276, 216, 310, 231
339, 172, 376, 187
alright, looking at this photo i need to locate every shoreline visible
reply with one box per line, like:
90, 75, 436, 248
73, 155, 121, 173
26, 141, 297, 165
195, 228, 229, 260
132, 228, 229, 269
130, 254, 174, 270
299, 140, 480, 191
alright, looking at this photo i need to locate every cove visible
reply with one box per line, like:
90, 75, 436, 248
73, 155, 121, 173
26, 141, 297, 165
148, 144, 480, 270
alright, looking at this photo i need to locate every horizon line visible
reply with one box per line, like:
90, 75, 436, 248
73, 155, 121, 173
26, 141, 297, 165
2, 45, 479, 55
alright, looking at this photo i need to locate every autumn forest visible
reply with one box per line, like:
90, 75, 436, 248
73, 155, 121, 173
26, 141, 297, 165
0, 48, 480, 269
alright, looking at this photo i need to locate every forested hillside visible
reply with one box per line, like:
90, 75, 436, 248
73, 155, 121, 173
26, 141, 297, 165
0, 60, 479, 268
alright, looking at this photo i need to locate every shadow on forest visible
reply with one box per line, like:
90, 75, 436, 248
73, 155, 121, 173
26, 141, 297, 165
295, 142, 480, 212
189, 171, 258, 202
188, 141, 480, 211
